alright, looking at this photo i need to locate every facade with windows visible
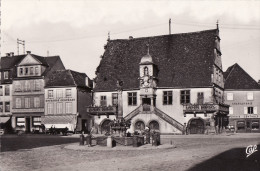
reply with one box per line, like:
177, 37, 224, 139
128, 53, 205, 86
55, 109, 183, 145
91, 28, 229, 134
43, 70, 93, 133
11, 51, 65, 132
224, 63, 260, 133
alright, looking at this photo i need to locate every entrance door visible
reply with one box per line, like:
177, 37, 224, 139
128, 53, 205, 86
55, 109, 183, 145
142, 98, 151, 111
26, 118, 31, 133
246, 120, 251, 133
82, 119, 88, 133
189, 119, 204, 134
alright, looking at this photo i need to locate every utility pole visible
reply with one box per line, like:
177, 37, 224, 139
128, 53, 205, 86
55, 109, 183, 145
169, 18, 171, 35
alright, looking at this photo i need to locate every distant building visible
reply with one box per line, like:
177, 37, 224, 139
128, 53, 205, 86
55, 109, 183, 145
43, 70, 93, 133
224, 63, 260, 133
11, 51, 65, 132
89, 28, 229, 134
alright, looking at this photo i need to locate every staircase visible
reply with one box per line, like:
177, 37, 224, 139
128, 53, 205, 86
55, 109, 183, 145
154, 107, 183, 132
124, 105, 141, 121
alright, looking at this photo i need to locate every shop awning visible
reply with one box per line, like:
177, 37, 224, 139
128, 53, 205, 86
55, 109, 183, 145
0, 117, 10, 123
41, 114, 77, 125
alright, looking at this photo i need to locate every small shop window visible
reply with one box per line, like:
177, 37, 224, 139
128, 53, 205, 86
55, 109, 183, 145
237, 121, 245, 130
33, 117, 41, 126
252, 121, 259, 130
16, 117, 25, 126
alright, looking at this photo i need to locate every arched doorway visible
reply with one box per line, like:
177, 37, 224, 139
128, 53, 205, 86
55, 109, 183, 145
189, 118, 205, 134
149, 120, 160, 131
101, 120, 112, 134
134, 121, 145, 132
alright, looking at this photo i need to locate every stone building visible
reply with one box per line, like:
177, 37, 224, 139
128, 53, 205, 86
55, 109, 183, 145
224, 63, 260, 133
11, 51, 65, 132
42, 70, 93, 132
90, 28, 229, 134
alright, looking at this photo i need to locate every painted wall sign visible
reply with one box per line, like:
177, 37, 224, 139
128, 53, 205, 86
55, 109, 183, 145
86, 106, 117, 114
230, 114, 260, 119
183, 104, 229, 113
45, 98, 75, 102
12, 108, 44, 113
231, 102, 252, 105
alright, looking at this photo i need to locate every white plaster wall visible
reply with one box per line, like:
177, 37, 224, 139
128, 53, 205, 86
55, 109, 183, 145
0, 84, 12, 115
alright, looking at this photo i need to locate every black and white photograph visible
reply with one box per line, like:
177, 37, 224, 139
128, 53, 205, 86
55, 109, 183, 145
0, 0, 260, 170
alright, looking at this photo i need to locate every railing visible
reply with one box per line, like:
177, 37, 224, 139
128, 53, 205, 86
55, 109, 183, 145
154, 107, 183, 131
124, 105, 141, 121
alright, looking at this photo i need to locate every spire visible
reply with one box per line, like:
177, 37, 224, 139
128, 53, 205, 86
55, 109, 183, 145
146, 43, 150, 55
216, 20, 219, 30
107, 31, 110, 41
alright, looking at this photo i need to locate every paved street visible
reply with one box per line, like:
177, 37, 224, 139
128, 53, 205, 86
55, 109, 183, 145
0, 133, 260, 171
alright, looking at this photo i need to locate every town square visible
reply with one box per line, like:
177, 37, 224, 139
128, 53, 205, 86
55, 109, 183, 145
0, 0, 260, 171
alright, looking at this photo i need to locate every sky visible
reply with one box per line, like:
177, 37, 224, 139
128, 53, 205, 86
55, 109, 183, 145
1, 0, 260, 81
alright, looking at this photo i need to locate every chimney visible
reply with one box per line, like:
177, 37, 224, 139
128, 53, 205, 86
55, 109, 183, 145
10, 52, 14, 56
169, 18, 171, 35
26, 51, 31, 54
129, 36, 133, 39
6, 53, 10, 57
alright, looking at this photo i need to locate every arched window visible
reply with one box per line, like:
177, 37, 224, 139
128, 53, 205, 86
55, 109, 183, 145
149, 120, 159, 131
135, 121, 145, 131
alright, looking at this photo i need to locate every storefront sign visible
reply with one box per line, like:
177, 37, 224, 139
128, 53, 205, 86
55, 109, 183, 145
45, 98, 75, 102
183, 104, 229, 113
86, 106, 117, 114
230, 115, 260, 119
12, 108, 44, 113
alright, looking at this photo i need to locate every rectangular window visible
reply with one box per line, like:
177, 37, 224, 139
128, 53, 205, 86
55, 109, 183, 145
65, 89, 72, 97
48, 90, 54, 98
5, 85, 10, 96
0, 102, 3, 112
229, 107, 233, 115
128, 92, 137, 106
5, 102, 11, 113
112, 93, 118, 106
24, 81, 30, 92
247, 92, 253, 100
227, 93, 233, 101
20, 68, 23, 75
248, 107, 254, 114
33, 117, 41, 126
25, 98, 30, 108
25, 68, 29, 75
16, 98, 22, 108
163, 91, 172, 105
180, 90, 190, 104
47, 103, 53, 114
57, 103, 63, 114
4, 71, 9, 79
34, 97, 40, 108
65, 102, 72, 114
57, 89, 63, 98
34, 80, 40, 91
35, 67, 39, 75
197, 92, 204, 104
100, 96, 107, 106
16, 117, 25, 126
30, 67, 34, 75
252, 121, 259, 130
0, 86, 3, 96
15, 82, 22, 92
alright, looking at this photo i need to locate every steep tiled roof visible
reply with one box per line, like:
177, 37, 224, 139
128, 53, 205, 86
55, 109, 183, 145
94, 29, 218, 91
224, 63, 260, 89
0, 55, 25, 70
46, 70, 89, 88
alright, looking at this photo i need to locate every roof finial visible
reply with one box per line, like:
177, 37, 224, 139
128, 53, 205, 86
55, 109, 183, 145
107, 31, 110, 41
216, 20, 219, 29
146, 43, 149, 55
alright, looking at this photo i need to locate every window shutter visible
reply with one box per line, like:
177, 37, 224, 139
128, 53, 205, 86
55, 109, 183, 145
244, 107, 247, 114
254, 107, 257, 114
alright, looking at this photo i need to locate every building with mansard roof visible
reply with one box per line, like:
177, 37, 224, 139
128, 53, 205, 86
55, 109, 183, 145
89, 27, 229, 134
43, 69, 93, 133
224, 63, 260, 133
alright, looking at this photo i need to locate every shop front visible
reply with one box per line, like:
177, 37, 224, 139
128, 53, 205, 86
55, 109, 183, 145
230, 115, 260, 133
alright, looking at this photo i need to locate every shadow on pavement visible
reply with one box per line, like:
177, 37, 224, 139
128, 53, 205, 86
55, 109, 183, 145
188, 144, 260, 171
0, 134, 79, 152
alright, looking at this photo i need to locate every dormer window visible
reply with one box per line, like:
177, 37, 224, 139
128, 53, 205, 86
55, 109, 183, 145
30, 67, 34, 75
20, 68, 23, 75
25, 68, 29, 75
4, 71, 9, 79
35, 67, 39, 75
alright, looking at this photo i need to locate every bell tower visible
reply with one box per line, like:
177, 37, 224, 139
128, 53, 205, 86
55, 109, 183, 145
139, 44, 157, 112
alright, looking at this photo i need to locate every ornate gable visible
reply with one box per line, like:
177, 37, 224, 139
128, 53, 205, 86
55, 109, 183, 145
18, 54, 42, 66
